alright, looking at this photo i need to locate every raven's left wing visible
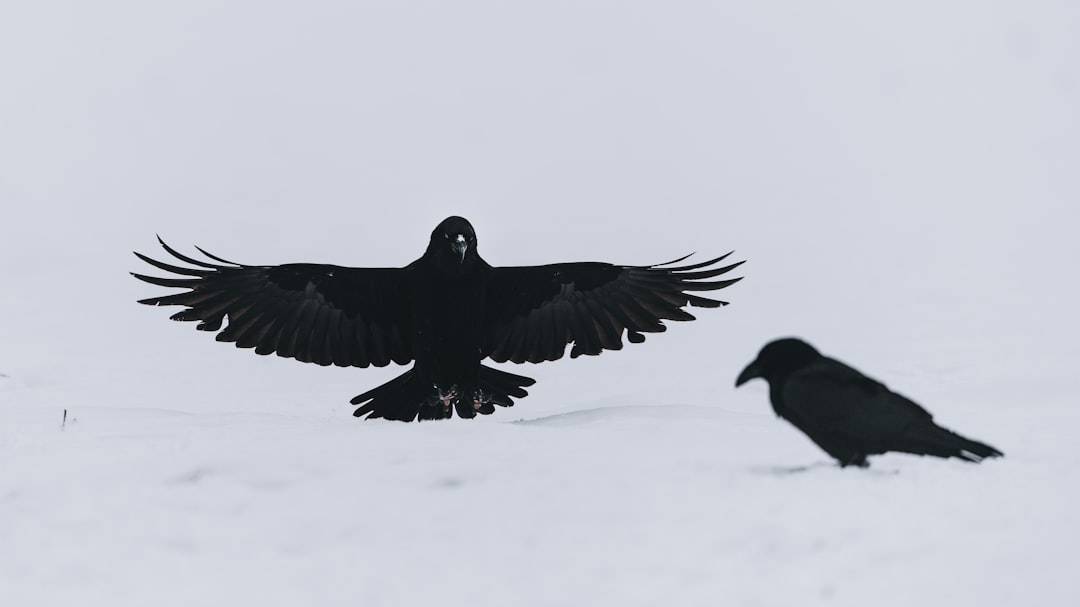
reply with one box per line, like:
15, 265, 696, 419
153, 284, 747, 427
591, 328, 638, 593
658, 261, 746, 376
482, 254, 743, 363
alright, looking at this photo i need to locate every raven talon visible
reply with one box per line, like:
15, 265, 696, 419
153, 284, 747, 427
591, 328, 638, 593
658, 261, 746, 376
423, 385, 460, 413
472, 389, 493, 410
436, 385, 460, 412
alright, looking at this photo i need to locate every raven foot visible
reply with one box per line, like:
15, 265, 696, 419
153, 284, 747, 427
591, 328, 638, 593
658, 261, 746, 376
423, 384, 460, 416
472, 389, 493, 411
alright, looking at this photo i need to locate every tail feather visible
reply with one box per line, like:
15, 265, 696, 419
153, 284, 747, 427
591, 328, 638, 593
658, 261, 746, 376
893, 423, 1004, 463
351, 365, 536, 422
350, 369, 432, 421
478, 365, 535, 399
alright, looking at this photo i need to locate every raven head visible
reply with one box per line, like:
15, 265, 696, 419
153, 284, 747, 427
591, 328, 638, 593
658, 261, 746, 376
428, 216, 478, 266
736, 337, 821, 387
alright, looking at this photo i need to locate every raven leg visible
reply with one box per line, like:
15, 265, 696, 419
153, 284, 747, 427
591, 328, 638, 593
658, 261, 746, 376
839, 454, 870, 468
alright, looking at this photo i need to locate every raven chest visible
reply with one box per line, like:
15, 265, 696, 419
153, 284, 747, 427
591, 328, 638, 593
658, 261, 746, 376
410, 272, 487, 351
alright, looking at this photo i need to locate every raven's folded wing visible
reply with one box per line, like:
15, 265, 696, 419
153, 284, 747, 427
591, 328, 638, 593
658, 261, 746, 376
782, 361, 1001, 461
782, 361, 933, 442
482, 253, 743, 363
132, 238, 412, 368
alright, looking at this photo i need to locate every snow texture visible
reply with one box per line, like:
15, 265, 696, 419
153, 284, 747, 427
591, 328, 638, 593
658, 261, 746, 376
1, 1, 1078, 605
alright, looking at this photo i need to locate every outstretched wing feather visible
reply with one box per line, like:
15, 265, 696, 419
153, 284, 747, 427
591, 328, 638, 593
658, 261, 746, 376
483, 254, 743, 363
132, 240, 412, 368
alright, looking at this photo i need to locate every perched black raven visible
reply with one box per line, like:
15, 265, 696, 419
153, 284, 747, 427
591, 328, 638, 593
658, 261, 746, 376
133, 216, 743, 421
735, 338, 1003, 467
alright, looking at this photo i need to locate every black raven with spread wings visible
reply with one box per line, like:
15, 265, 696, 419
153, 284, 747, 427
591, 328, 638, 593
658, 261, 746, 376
133, 216, 743, 421
736, 338, 1003, 467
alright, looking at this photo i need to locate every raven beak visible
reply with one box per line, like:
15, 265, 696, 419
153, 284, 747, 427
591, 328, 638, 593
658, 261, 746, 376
735, 360, 762, 387
450, 234, 468, 262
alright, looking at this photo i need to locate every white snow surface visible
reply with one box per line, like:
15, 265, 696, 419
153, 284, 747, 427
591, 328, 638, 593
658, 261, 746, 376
2, 1, 1078, 605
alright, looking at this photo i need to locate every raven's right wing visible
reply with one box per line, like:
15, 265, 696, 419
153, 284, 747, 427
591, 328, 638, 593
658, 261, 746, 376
132, 238, 412, 368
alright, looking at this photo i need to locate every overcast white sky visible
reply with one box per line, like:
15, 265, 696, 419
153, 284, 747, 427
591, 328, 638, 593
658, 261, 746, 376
0, 0, 1078, 591
3, 2, 1077, 406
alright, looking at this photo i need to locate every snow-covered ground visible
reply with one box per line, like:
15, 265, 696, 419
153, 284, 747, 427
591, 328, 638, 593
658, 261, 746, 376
2, 2, 1078, 605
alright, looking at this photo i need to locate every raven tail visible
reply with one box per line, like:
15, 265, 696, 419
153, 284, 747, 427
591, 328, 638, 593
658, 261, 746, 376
350, 365, 536, 422
894, 422, 1004, 463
